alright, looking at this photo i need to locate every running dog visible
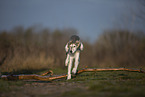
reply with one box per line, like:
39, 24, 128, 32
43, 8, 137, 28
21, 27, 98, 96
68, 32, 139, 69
65, 35, 83, 80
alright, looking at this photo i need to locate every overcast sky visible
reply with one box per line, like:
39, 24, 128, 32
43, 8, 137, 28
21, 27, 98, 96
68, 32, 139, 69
0, 0, 141, 42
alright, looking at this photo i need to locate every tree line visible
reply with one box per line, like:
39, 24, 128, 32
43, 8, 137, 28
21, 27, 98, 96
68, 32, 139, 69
0, 26, 145, 72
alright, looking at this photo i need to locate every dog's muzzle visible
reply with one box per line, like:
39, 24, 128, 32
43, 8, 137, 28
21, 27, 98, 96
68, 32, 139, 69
69, 49, 76, 54
68, 44, 78, 54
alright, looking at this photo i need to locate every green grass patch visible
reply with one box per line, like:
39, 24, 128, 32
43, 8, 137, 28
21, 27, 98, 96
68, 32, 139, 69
61, 79, 145, 97
61, 71, 145, 97
51, 67, 67, 75
73, 71, 145, 81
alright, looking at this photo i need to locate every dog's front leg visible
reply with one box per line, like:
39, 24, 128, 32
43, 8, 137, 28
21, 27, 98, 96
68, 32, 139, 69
65, 54, 70, 66
72, 52, 80, 74
67, 56, 73, 80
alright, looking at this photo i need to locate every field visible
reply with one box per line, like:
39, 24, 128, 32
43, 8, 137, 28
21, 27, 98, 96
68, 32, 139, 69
1, 28, 145, 97
1, 68, 145, 97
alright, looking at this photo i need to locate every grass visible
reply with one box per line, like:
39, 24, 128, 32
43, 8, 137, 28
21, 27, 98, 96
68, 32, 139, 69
0, 68, 145, 97
62, 70, 145, 97
50, 67, 67, 75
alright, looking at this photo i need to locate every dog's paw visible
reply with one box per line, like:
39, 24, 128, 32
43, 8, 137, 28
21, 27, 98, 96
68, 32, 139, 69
67, 75, 71, 80
72, 68, 76, 74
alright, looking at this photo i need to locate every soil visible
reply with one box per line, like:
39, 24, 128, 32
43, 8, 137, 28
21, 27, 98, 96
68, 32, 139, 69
0, 80, 86, 97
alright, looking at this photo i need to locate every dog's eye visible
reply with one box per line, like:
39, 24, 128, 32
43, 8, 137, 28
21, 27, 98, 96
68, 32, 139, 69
74, 46, 76, 47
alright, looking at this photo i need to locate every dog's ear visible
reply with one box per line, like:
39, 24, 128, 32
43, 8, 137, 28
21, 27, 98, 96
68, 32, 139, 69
76, 41, 81, 47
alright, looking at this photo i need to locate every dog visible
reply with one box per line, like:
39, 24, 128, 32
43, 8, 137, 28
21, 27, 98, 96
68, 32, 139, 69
65, 35, 83, 80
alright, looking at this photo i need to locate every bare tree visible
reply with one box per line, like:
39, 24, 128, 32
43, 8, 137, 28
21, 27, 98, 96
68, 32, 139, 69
130, 0, 145, 30
135, 0, 145, 21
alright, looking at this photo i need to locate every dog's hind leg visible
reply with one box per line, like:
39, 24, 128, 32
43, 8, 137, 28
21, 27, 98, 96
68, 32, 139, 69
72, 52, 80, 74
67, 56, 73, 80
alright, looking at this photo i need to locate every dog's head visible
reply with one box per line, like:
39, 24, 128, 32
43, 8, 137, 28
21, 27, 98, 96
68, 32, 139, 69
69, 43, 78, 54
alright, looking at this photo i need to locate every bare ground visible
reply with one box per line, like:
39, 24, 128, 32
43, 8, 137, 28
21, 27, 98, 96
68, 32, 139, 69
0, 80, 87, 97
1, 71, 145, 97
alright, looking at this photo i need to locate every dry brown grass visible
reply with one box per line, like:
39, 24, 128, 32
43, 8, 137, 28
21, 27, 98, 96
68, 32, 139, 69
0, 27, 145, 73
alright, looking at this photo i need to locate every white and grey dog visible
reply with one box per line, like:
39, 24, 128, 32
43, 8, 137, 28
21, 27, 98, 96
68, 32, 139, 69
65, 35, 83, 80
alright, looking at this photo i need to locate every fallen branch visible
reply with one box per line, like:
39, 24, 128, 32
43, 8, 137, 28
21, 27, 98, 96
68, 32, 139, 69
0, 67, 145, 81
77, 67, 145, 74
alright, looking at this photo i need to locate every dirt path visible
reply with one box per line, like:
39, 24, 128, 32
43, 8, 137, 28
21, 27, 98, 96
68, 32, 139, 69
0, 80, 86, 97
